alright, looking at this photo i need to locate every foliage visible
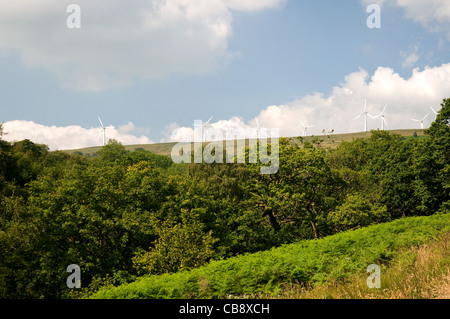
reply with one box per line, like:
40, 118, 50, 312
0, 99, 449, 298
132, 210, 217, 275
327, 194, 390, 232
90, 213, 450, 299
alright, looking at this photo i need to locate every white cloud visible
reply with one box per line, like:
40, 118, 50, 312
394, 0, 450, 28
401, 45, 420, 68
223, 0, 287, 11
254, 63, 450, 136
0, 0, 286, 92
161, 117, 261, 143
363, 0, 450, 35
2, 120, 154, 151
4, 63, 449, 149
165, 63, 450, 141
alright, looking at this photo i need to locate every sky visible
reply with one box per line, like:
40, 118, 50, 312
1, 0, 450, 150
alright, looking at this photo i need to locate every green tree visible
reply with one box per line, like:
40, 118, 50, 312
132, 210, 217, 275
414, 98, 450, 212
96, 139, 126, 163
328, 130, 419, 219
327, 194, 390, 233
8, 158, 175, 298
0, 122, 4, 139
244, 139, 346, 239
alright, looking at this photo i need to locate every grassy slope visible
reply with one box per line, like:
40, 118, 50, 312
90, 212, 450, 299
64, 129, 425, 157
268, 232, 450, 299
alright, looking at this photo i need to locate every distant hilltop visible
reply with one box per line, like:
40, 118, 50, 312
63, 128, 425, 158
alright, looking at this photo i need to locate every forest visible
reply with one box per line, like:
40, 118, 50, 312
0, 98, 449, 299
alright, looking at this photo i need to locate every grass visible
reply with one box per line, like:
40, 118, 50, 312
261, 232, 450, 299
89, 212, 450, 299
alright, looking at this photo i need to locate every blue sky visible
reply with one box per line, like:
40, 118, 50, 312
1, 0, 450, 150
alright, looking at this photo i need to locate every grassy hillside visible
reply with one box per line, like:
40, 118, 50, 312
64, 129, 426, 157
89, 212, 449, 299
265, 232, 450, 299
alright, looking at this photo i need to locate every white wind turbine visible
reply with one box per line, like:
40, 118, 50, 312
98, 117, 107, 146
430, 106, 441, 122
255, 118, 268, 139
354, 98, 375, 132
411, 113, 429, 130
194, 116, 213, 142
375, 104, 388, 130
430, 106, 438, 116
299, 119, 315, 137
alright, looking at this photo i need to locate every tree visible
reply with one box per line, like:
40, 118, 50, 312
0, 122, 4, 139
10, 158, 174, 297
414, 98, 450, 213
244, 139, 346, 240
328, 130, 421, 219
96, 139, 126, 163
132, 210, 217, 275
327, 194, 390, 233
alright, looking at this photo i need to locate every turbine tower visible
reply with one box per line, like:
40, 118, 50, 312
254, 119, 268, 139
98, 117, 107, 146
353, 98, 375, 132
411, 113, 429, 130
375, 104, 388, 130
299, 119, 315, 137
194, 116, 213, 142
255, 118, 262, 139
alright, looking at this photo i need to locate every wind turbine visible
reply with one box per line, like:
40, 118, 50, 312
353, 98, 375, 132
194, 116, 213, 142
411, 113, 429, 130
98, 117, 107, 146
255, 118, 267, 139
299, 119, 315, 137
375, 104, 388, 130
430, 106, 438, 116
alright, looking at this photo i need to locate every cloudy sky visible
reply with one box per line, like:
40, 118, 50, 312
1, 0, 450, 150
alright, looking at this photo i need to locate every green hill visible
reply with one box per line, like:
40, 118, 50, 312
90, 212, 450, 299
63, 129, 425, 157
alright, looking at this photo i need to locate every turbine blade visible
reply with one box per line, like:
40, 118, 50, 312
382, 104, 387, 114
364, 98, 367, 112
206, 116, 213, 125
430, 106, 436, 115
299, 119, 305, 128
383, 118, 388, 127
354, 114, 362, 120
422, 113, 429, 121
255, 118, 260, 129
98, 117, 104, 128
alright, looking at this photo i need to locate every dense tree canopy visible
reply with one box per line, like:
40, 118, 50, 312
0, 99, 448, 298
